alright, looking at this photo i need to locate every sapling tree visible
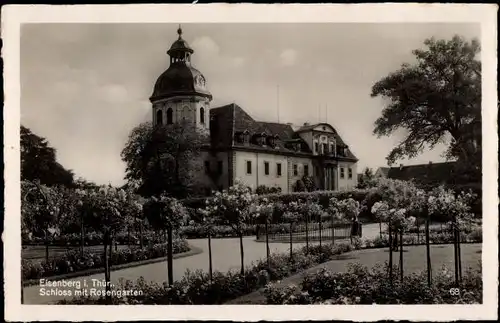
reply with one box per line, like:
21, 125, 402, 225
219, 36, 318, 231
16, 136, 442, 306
22, 180, 62, 262
77, 185, 128, 303
209, 179, 258, 275
143, 195, 188, 285
198, 197, 221, 282
428, 186, 476, 286
253, 199, 275, 264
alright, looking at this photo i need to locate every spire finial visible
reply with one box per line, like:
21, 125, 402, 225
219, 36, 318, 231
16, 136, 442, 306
177, 24, 183, 39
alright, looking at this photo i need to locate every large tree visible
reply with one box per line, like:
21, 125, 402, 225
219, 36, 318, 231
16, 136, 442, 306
371, 35, 481, 181
121, 121, 209, 198
21, 125, 74, 186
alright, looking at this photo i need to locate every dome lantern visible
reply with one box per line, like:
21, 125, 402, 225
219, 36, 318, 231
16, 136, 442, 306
167, 25, 194, 64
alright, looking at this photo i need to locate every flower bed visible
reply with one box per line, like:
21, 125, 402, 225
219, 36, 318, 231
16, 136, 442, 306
264, 263, 482, 304
22, 239, 190, 280
55, 226, 482, 305
58, 242, 358, 305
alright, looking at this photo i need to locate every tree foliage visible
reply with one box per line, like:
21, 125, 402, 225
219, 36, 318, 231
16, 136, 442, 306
357, 167, 377, 189
371, 35, 481, 179
120, 122, 209, 198
21, 125, 74, 187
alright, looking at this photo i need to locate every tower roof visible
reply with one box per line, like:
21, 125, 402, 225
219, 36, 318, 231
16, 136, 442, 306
167, 25, 194, 56
150, 26, 212, 102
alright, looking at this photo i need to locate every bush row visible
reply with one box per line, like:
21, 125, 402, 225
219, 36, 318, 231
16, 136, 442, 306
30, 220, 353, 245
178, 222, 350, 239
264, 263, 482, 304
182, 189, 371, 210
22, 239, 190, 281
360, 231, 481, 250
22, 230, 183, 247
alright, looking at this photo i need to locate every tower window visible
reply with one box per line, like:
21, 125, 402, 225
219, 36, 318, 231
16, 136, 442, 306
340, 167, 345, 179
200, 107, 205, 124
264, 161, 270, 175
166, 108, 173, 125
293, 164, 298, 176
304, 164, 309, 177
156, 110, 163, 125
348, 168, 353, 179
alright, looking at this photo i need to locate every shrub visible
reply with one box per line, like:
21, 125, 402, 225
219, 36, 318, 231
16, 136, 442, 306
22, 239, 190, 280
255, 185, 282, 195
264, 262, 482, 304
57, 242, 358, 305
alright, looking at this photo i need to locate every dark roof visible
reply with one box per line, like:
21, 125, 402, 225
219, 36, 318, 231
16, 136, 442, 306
376, 167, 390, 177
387, 162, 458, 184
150, 63, 212, 101
209, 104, 357, 160
209, 103, 309, 153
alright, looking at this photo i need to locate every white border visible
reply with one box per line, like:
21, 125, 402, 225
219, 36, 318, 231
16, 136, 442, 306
2, 4, 498, 321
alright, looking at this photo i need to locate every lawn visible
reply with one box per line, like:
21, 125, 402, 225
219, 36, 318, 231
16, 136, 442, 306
227, 243, 482, 304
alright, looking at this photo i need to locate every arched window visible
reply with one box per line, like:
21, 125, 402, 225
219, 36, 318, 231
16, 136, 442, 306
200, 107, 205, 124
166, 108, 173, 125
156, 110, 163, 125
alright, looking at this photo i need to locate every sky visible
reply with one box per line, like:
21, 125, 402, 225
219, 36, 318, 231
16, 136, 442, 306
20, 23, 480, 186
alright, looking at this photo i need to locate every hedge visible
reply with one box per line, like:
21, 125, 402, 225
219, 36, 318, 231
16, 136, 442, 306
22, 239, 190, 280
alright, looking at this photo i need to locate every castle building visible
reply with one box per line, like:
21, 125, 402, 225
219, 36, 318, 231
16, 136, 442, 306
150, 26, 358, 194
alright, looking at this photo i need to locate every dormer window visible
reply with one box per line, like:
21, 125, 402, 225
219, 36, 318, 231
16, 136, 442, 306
235, 132, 244, 143
259, 133, 267, 146
243, 130, 250, 144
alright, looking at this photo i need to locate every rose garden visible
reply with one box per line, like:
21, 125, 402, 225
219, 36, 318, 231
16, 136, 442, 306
21, 176, 482, 305
20, 35, 483, 305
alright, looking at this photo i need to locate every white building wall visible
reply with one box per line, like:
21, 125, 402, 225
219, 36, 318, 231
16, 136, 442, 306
234, 151, 289, 193
337, 161, 358, 190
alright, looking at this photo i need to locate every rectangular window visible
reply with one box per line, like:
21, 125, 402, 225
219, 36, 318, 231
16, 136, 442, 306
204, 161, 210, 174
322, 143, 327, 155
246, 161, 252, 175
264, 161, 270, 175
276, 163, 282, 176
314, 142, 319, 153
304, 164, 309, 177
330, 143, 335, 155
340, 167, 345, 179
293, 164, 298, 176
217, 161, 223, 175
348, 168, 353, 179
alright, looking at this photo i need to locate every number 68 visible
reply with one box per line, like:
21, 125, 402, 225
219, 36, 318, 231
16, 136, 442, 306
449, 288, 460, 296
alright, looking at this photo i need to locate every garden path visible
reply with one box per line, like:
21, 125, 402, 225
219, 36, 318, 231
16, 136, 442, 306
22, 223, 384, 304
228, 243, 482, 304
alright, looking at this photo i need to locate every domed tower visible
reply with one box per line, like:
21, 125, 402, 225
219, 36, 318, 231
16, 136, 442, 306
150, 25, 212, 131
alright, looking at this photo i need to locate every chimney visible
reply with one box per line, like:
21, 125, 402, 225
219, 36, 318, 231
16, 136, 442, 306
303, 122, 310, 126
399, 164, 404, 170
